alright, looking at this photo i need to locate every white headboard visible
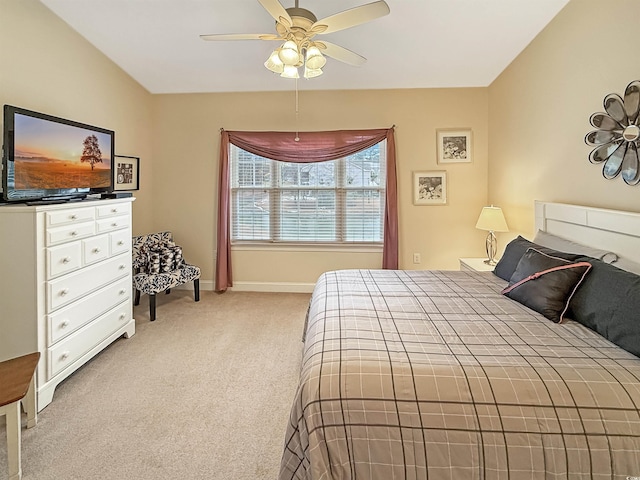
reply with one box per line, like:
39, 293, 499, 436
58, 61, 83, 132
535, 201, 640, 266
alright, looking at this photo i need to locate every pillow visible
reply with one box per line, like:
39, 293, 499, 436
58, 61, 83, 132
141, 242, 183, 273
567, 257, 640, 357
610, 255, 640, 276
493, 236, 582, 281
502, 248, 592, 323
533, 230, 618, 263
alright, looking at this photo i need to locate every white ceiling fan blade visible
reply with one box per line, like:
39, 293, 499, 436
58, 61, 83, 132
312, 1, 390, 35
258, 0, 292, 25
200, 33, 280, 41
318, 41, 367, 66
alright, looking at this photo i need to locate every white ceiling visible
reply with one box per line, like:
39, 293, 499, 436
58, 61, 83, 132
39, 0, 569, 94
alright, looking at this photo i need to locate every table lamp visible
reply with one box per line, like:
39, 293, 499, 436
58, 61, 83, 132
475, 205, 509, 265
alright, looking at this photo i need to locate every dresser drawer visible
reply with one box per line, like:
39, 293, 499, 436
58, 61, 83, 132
47, 242, 82, 279
47, 277, 131, 344
46, 207, 95, 227
110, 229, 131, 256
97, 202, 130, 218
47, 253, 131, 311
46, 221, 95, 246
96, 215, 128, 233
47, 301, 132, 379
83, 234, 110, 265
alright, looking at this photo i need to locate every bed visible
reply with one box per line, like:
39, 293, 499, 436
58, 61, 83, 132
279, 202, 640, 479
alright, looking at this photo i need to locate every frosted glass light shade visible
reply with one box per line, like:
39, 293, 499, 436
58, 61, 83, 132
303, 66, 323, 78
278, 41, 300, 66
475, 206, 509, 232
305, 46, 326, 70
280, 64, 299, 79
264, 51, 284, 74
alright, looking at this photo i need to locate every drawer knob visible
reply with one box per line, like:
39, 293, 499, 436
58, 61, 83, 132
70, 214, 77, 220
93, 247, 101, 253
111, 222, 118, 227
60, 351, 70, 361
119, 264, 126, 270
119, 313, 126, 320
62, 256, 71, 264
70, 231, 77, 237
59, 288, 69, 296
117, 240, 124, 246
111, 208, 118, 213
60, 320, 70, 328
119, 289, 126, 295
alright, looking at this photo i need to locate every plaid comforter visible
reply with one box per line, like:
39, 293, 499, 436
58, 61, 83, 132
279, 269, 640, 479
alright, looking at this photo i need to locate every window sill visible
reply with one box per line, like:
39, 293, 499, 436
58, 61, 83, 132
231, 242, 383, 253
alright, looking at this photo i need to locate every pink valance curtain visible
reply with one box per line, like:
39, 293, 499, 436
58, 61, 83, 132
216, 128, 398, 292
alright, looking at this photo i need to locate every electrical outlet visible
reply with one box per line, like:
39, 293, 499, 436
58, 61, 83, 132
413, 253, 421, 264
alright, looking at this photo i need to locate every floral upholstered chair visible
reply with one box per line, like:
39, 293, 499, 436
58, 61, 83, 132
132, 232, 200, 321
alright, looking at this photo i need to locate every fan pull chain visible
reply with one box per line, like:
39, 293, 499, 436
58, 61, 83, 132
294, 77, 300, 142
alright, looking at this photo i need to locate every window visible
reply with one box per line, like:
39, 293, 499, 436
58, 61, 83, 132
230, 141, 386, 244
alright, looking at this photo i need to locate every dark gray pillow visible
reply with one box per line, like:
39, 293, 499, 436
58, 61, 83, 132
493, 236, 582, 281
502, 248, 592, 323
568, 257, 640, 357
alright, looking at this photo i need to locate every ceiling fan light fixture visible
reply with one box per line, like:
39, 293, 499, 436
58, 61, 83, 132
201, 0, 390, 80
281, 64, 300, 79
264, 50, 284, 74
305, 46, 326, 70
278, 40, 300, 66
303, 66, 323, 79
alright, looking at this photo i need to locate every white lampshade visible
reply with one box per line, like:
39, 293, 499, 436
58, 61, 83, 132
475, 206, 509, 232
278, 41, 300, 66
264, 50, 284, 74
280, 64, 299, 79
305, 46, 326, 70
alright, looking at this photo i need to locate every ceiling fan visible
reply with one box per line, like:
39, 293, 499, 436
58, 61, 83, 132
200, 0, 390, 78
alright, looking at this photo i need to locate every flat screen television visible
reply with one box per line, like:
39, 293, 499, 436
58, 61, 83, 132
2, 105, 115, 203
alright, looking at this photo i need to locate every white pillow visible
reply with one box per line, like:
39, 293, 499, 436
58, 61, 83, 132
533, 230, 618, 263
611, 256, 640, 276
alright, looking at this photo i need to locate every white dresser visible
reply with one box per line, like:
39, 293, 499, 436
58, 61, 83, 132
0, 198, 136, 411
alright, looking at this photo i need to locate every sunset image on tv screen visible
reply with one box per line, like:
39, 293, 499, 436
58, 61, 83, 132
13, 113, 112, 190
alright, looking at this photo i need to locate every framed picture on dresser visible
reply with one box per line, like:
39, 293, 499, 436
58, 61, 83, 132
114, 155, 140, 191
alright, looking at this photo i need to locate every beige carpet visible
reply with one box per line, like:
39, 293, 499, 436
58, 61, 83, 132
0, 290, 310, 480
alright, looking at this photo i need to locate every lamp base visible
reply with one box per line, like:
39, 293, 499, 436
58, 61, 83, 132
485, 231, 498, 266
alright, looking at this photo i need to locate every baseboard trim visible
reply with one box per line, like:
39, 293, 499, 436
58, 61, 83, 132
230, 281, 315, 293
172, 280, 314, 293
173, 280, 215, 291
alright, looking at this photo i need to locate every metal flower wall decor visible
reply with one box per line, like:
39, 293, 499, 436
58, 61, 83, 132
585, 80, 640, 185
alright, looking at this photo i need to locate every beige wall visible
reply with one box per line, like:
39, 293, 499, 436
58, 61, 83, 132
488, 0, 640, 244
0, 0, 154, 234
152, 88, 489, 288
3, 0, 490, 291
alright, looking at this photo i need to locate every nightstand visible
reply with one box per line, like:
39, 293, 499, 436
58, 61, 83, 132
459, 257, 496, 272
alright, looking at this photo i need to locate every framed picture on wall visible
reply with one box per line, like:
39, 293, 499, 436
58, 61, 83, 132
113, 155, 140, 191
413, 171, 447, 205
437, 129, 472, 163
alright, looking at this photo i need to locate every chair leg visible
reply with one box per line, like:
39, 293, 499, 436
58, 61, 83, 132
194, 279, 200, 302
134, 289, 140, 306
149, 294, 156, 321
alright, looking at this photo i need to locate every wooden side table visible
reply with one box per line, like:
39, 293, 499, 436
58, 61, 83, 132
0, 352, 40, 480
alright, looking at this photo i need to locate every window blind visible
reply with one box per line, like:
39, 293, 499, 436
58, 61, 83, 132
231, 141, 386, 244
